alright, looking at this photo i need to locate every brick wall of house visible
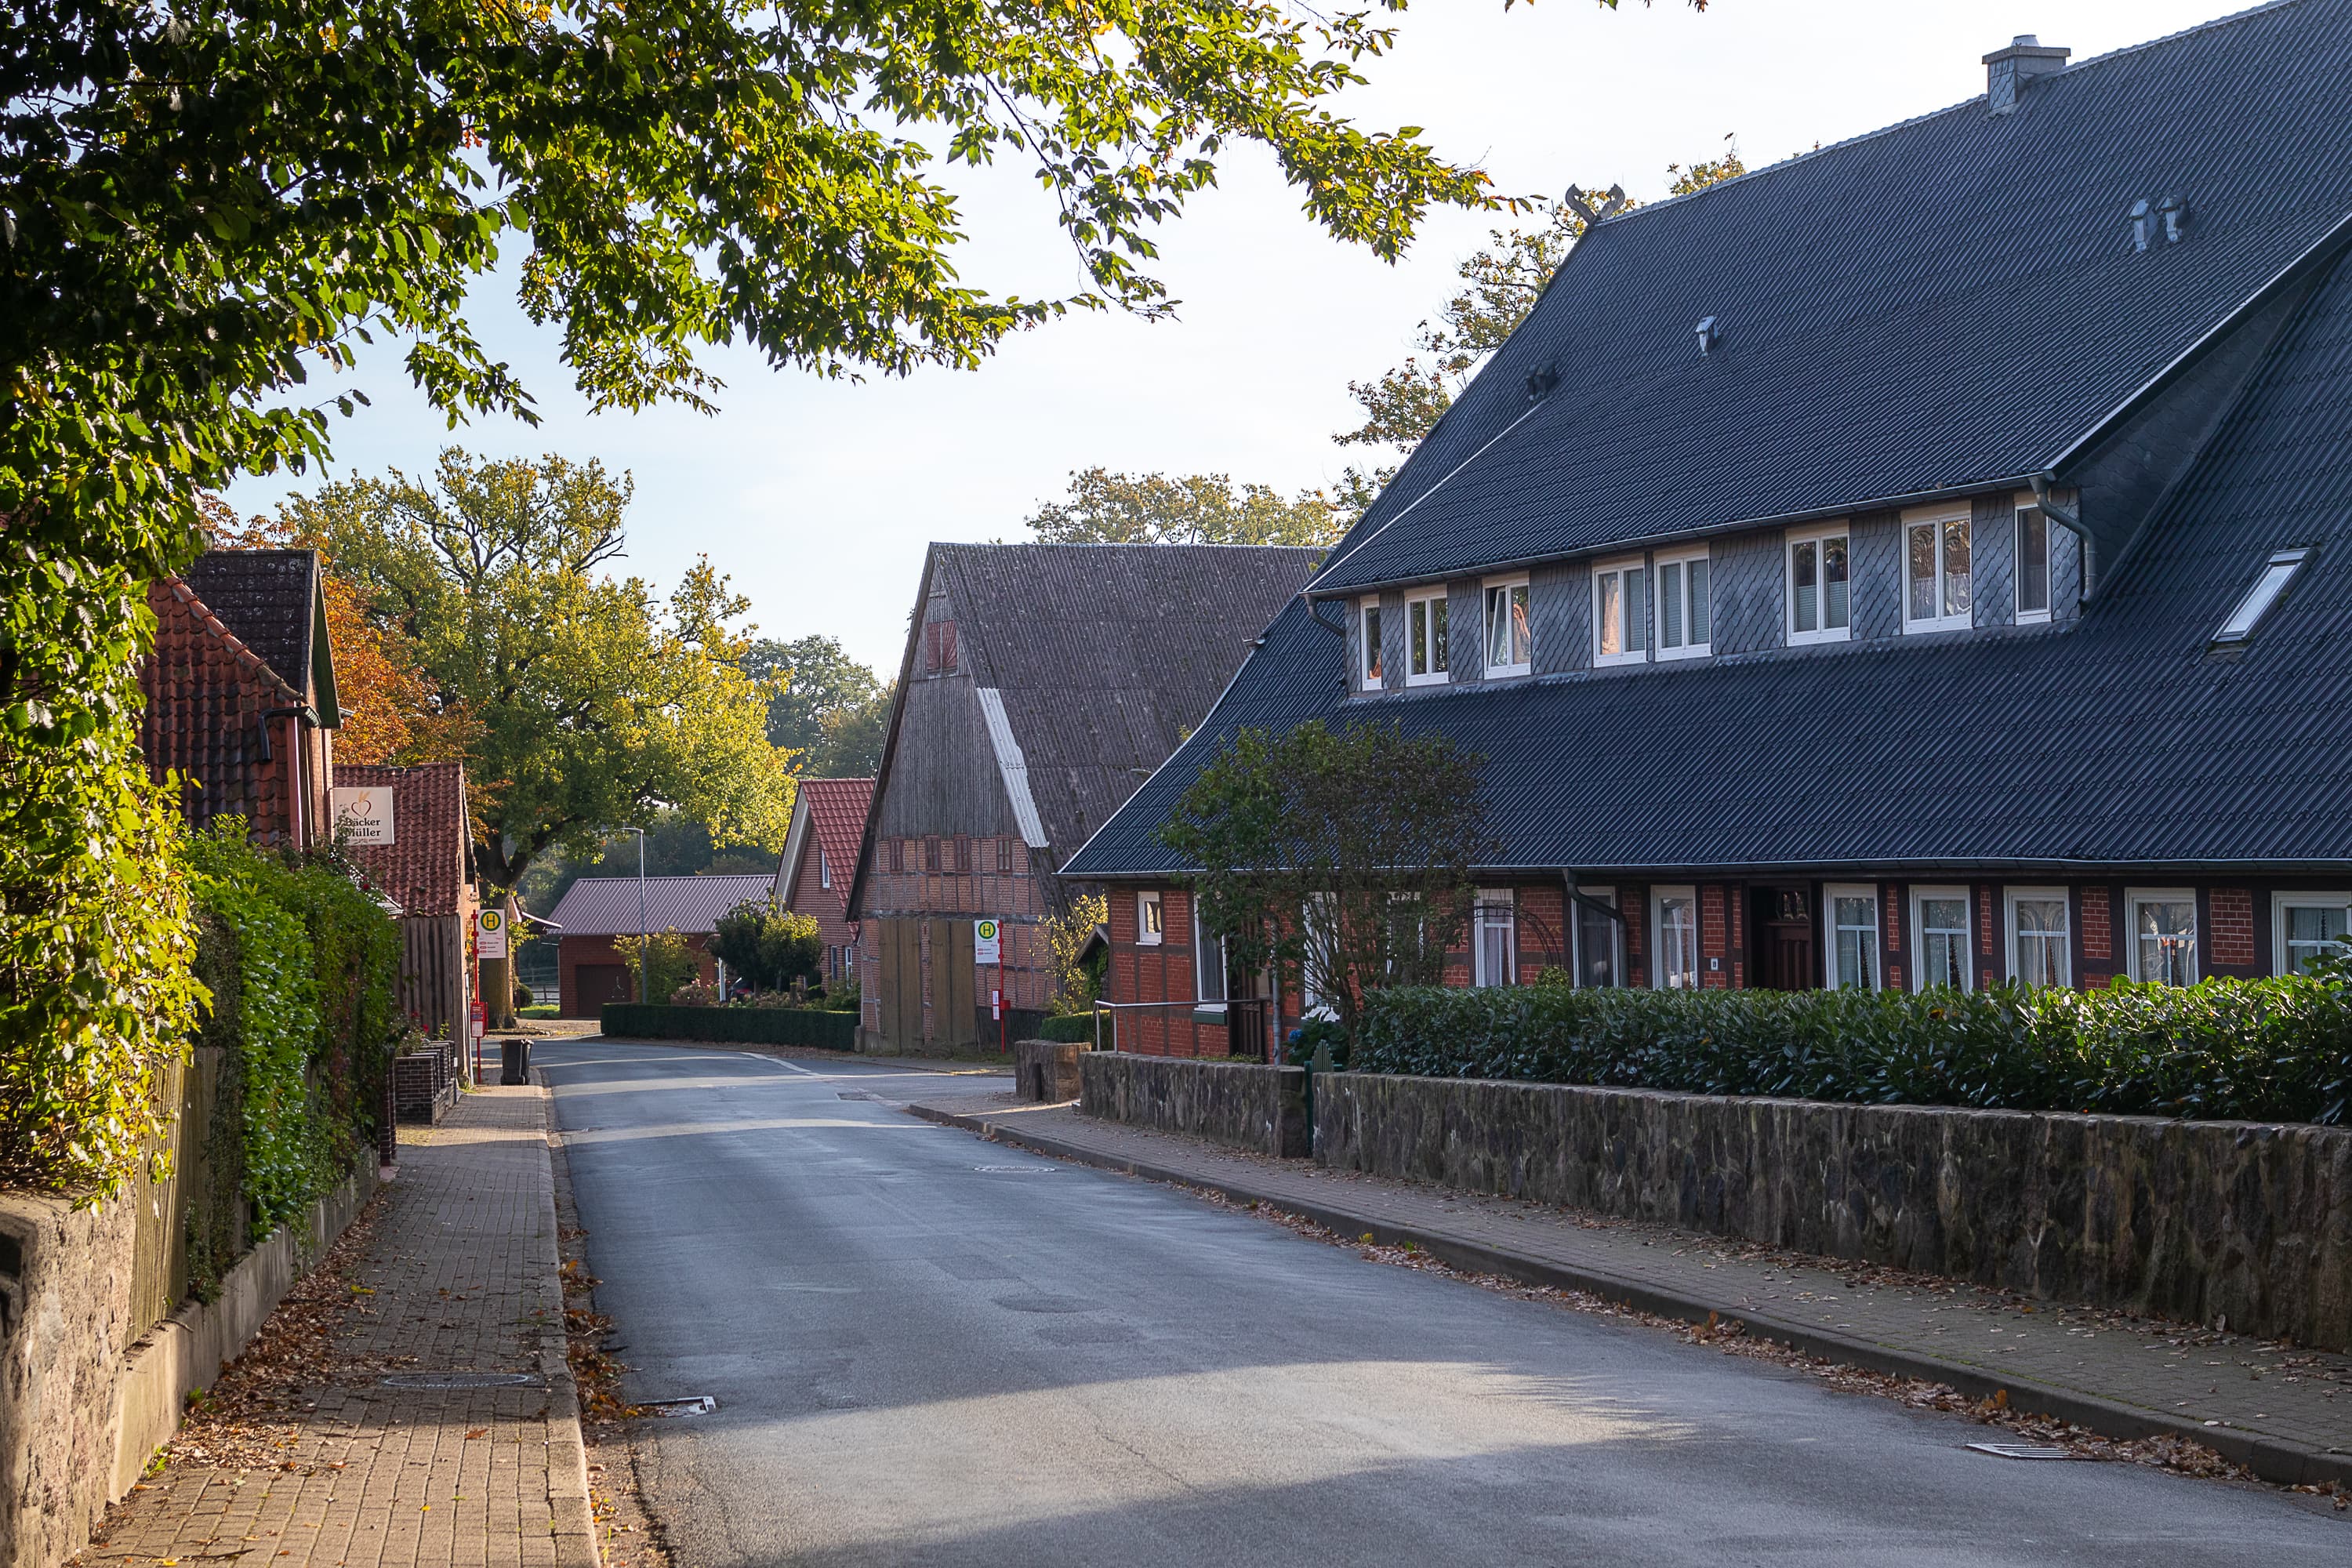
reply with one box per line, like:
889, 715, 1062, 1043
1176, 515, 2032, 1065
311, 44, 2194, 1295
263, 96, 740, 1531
857, 835, 1057, 1045
559, 932, 717, 1018
784, 833, 861, 983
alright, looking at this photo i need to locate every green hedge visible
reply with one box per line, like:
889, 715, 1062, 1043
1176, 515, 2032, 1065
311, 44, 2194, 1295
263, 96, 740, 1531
1034, 1012, 1098, 1044
1353, 973, 2352, 1124
602, 1002, 858, 1051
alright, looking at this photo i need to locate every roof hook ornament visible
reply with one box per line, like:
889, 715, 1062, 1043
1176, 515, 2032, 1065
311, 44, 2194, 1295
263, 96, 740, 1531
1563, 183, 1630, 227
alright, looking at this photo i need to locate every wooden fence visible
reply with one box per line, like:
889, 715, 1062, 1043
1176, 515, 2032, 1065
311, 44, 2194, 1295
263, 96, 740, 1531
122, 1047, 231, 1349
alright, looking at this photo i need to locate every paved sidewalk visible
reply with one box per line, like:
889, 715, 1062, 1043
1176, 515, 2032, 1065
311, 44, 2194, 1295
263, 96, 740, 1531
84, 1084, 596, 1568
902, 1087, 2352, 1490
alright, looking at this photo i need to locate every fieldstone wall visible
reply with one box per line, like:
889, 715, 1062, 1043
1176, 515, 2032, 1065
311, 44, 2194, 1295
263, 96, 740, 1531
1314, 1073, 2352, 1352
1079, 1052, 1308, 1158
0, 1189, 140, 1568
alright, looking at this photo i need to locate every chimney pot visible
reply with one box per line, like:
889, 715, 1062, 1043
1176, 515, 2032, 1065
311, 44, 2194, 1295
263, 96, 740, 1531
1984, 35, 2071, 115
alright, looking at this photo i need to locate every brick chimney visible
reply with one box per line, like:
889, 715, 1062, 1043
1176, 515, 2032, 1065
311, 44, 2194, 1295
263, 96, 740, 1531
1984, 34, 2071, 115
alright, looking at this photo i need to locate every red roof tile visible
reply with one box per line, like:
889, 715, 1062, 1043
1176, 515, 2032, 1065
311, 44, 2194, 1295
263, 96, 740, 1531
332, 762, 473, 916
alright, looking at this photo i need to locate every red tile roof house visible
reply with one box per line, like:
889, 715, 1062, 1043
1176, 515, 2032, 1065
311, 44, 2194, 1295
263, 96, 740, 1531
543, 873, 779, 1017
332, 761, 480, 1044
140, 548, 342, 847
773, 778, 875, 990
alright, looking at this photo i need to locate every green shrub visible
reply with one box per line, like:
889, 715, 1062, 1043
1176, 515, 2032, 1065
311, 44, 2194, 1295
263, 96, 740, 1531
1353, 971, 2352, 1124
709, 901, 822, 993
1034, 1011, 1098, 1044
601, 1002, 857, 1050
619, 929, 699, 1004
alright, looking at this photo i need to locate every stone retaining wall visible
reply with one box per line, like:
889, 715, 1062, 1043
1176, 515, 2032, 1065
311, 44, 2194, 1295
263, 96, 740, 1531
1079, 1052, 1308, 1158
0, 1160, 378, 1568
1313, 1073, 2352, 1352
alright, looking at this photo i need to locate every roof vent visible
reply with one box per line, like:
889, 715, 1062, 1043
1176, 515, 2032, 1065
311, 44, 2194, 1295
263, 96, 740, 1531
1984, 35, 2070, 115
1524, 364, 1560, 401
1694, 317, 1719, 357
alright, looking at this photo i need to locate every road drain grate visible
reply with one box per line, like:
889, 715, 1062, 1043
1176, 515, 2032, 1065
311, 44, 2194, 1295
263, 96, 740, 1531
641, 1396, 717, 1417
974, 1165, 1057, 1174
1965, 1442, 2081, 1461
379, 1372, 544, 1391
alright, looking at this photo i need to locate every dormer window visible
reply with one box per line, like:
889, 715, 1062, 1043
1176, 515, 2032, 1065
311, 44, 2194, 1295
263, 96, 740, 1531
1904, 508, 1973, 633
2212, 548, 2309, 644
1405, 589, 1448, 686
1359, 598, 1384, 688
1653, 546, 1711, 660
1592, 555, 1647, 667
1483, 578, 1531, 677
2016, 507, 2052, 623
1788, 524, 1850, 645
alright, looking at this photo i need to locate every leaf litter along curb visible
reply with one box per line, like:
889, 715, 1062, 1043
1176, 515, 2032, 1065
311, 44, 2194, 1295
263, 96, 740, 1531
1185, 1186, 2349, 1509
558, 1218, 673, 1568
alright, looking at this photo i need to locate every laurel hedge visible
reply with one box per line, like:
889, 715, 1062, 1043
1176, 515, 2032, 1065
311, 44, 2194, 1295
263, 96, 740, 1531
602, 1001, 858, 1050
1352, 970, 2352, 1124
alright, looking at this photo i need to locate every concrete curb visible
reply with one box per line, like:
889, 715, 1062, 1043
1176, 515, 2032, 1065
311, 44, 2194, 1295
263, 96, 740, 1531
530, 1073, 601, 1568
906, 1102, 2352, 1492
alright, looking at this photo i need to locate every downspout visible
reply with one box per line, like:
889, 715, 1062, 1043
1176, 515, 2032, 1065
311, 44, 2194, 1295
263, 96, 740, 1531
256, 705, 319, 844
2028, 474, 2096, 601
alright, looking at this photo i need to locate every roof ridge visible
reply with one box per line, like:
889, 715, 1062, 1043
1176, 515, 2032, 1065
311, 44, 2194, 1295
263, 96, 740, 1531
1586, 0, 2325, 234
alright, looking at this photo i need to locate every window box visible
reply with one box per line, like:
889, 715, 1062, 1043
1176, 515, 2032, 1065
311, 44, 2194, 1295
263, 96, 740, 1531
1483, 578, 1532, 677
1653, 546, 1711, 660
1405, 589, 1449, 686
1592, 556, 1648, 667
2273, 891, 2352, 975
1788, 524, 1852, 645
2127, 888, 2196, 985
1903, 506, 1973, 633
1910, 886, 1971, 991
2005, 886, 2071, 987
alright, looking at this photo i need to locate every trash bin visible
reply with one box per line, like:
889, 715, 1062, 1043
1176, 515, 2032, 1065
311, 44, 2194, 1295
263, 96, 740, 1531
499, 1036, 531, 1086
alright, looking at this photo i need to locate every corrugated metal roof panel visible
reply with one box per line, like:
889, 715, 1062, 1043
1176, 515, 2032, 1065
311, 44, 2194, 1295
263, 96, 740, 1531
544, 874, 780, 936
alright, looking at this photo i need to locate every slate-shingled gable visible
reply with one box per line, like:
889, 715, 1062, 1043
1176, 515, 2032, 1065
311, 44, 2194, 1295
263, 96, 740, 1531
1309, 0, 2352, 597
1066, 1, 2352, 884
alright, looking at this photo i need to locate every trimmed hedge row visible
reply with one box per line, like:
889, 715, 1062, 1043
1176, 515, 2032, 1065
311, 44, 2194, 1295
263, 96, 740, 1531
1034, 1011, 1098, 1044
601, 1001, 858, 1051
1354, 973, 2352, 1124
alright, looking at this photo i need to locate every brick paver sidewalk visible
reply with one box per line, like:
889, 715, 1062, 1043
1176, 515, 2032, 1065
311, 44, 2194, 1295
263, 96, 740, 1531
903, 1087, 2352, 1489
85, 1084, 597, 1568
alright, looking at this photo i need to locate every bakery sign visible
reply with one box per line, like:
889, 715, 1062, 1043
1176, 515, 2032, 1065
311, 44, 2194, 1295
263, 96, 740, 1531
331, 786, 395, 846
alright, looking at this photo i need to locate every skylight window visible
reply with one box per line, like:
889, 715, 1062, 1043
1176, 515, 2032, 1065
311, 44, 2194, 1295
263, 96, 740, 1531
2212, 549, 2310, 644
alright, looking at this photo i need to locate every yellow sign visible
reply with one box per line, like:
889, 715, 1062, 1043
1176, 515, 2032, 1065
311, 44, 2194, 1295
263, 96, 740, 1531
974, 917, 1001, 964
476, 908, 508, 960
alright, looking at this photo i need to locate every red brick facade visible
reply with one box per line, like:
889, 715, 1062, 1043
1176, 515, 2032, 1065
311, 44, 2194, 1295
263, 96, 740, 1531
558, 932, 718, 1017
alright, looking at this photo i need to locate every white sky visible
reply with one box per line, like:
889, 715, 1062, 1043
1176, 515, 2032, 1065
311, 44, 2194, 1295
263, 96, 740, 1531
223, 0, 2234, 673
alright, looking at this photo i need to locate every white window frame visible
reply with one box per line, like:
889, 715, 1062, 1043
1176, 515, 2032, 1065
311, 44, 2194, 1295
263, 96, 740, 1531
1902, 505, 1974, 633
1472, 888, 1516, 988
1359, 597, 1385, 688
1136, 889, 1163, 946
1786, 523, 1853, 647
2014, 506, 2053, 626
2004, 886, 2072, 989
1404, 588, 1449, 687
1909, 885, 1973, 993
1592, 554, 1648, 668
1572, 885, 1621, 988
2273, 891, 2352, 977
1824, 883, 1881, 990
818, 848, 831, 889
2126, 888, 2198, 985
1193, 902, 1227, 1010
1482, 576, 1533, 677
1301, 892, 1338, 1019
1652, 545, 1712, 661
2212, 548, 2311, 645
1651, 885, 1700, 990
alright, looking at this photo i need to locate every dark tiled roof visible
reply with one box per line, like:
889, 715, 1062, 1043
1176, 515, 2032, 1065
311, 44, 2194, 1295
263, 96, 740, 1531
1067, 236, 2352, 877
545, 874, 779, 936
929, 543, 1323, 857
1310, 0, 2352, 596
181, 549, 326, 705
334, 762, 472, 916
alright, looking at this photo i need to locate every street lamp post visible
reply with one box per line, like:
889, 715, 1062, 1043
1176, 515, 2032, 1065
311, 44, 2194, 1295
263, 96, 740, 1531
617, 826, 648, 1003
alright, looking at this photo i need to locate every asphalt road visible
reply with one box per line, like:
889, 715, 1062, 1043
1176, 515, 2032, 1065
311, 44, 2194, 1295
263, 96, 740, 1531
542, 1040, 2347, 1566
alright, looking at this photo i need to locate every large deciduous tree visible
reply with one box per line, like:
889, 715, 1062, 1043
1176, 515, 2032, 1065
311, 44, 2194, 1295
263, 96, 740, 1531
742, 635, 892, 777
1025, 468, 1340, 547
281, 448, 794, 890
1158, 720, 1495, 1039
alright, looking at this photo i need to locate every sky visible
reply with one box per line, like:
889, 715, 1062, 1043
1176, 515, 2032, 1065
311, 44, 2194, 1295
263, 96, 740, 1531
223, 0, 2237, 675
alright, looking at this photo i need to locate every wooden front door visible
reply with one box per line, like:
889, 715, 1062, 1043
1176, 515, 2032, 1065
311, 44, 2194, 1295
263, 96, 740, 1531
877, 919, 924, 1048
1750, 886, 1817, 991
